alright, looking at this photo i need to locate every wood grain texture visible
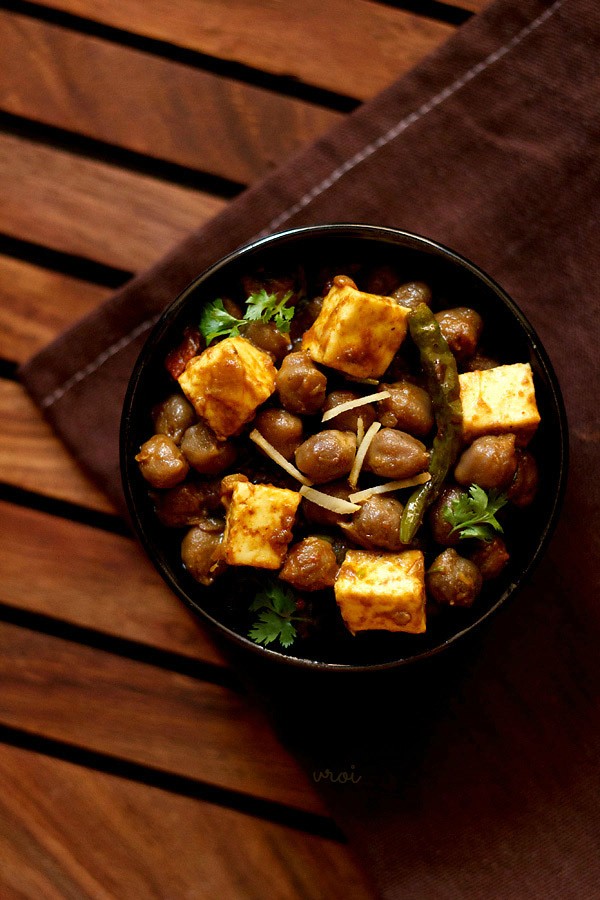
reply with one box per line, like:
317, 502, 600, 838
0, 621, 326, 815
0, 380, 115, 513
0, 742, 374, 899
23, 0, 454, 101
0, 11, 340, 185
0, 499, 226, 664
0, 133, 224, 271
0, 0, 491, 894
0, 254, 109, 365
447, 0, 489, 10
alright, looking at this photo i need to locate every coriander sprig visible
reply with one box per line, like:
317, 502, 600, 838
443, 484, 507, 541
244, 288, 294, 332
199, 299, 245, 345
200, 288, 295, 346
248, 581, 304, 649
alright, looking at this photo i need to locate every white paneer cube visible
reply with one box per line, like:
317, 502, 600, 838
301, 280, 410, 379
178, 336, 276, 440
334, 549, 426, 634
222, 481, 300, 569
459, 362, 540, 446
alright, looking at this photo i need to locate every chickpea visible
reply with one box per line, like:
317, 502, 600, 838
253, 408, 304, 460
180, 422, 237, 475
454, 434, 518, 490
435, 307, 483, 360
135, 434, 189, 488
364, 264, 401, 296
295, 430, 356, 483
152, 394, 196, 444
426, 549, 483, 607
428, 486, 467, 546
181, 525, 225, 586
342, 495, 405, 551
323, 390, 376, 432
469, 537, 510, 580
378, 381, 434, 436
220, 473, 250, 509
280, 537, 339, 591
462, 352, 499, 372
276, 351, 327, 415
154, 479, 223, 528
302, 480, 354, 527
391, 281, 432, 310
508, 451, 539, 507
242, 321, 291, 363
364, 428, 429, 479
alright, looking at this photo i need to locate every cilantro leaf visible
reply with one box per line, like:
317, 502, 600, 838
199, 289, 296, 346
443, 484, 507, 541
199, 299, 245, 345
249, 611, 298, 648
245, 288, 295, 333
249, 581, 297, 616
248, 581, 301, 649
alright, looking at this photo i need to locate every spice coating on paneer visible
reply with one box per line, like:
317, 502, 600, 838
222, 480, 301, 569
459, 362, 540, 446
334, 549, 426, 634
178, 336, 277, 440
301, 280, 410, 379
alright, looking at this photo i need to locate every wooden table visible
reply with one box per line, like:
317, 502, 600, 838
0, 1, 486, 895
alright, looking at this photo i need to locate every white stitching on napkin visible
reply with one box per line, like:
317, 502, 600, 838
39, 0, 564, 410
40, 316, 160, 409
255, 0, 566, 240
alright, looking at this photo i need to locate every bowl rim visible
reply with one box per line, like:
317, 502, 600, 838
120, 223, 569, 673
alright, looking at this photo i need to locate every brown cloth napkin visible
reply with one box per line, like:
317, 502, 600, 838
21, 0, 600, 896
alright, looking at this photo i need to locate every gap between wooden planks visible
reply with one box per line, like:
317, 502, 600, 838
0, 253, 119, 513
6, 0, 458, 101
1, 381, 116, 513
0, 742, 374, 899
0, 133, 225, 271
0, 253, 110, 367
0, 497, 225, 663
0, 619, 326, 816
0, 10, 341, 186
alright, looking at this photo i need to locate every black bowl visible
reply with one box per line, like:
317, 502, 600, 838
120, 224, 568, 672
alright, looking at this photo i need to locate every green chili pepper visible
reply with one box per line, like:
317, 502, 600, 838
399, 303, 463, 544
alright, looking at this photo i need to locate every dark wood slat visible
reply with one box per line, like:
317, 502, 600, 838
0, 498, 227, 663
0, 133, 224, 271
0, 254, 109, 365
16, 0, 455, 101
1, 380, 116, 512
0, 742, 374, 899
0, 11, 341, 185
0, 620, 326, 815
